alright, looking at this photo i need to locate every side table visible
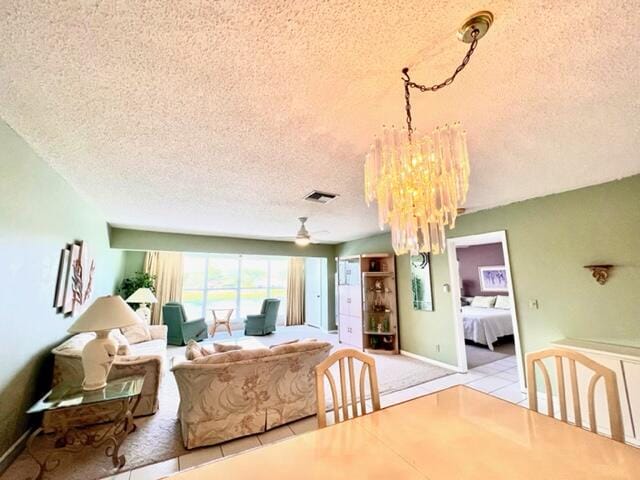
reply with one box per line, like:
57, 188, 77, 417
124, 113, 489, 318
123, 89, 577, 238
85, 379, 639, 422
209, 308, 234, 336
25, 375, 145, 480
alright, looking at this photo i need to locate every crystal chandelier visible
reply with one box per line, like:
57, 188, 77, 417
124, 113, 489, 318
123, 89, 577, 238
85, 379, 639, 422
364, 12, 493, 255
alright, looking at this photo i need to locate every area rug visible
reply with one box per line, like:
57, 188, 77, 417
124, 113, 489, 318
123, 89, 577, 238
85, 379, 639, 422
2, 326, 450, 480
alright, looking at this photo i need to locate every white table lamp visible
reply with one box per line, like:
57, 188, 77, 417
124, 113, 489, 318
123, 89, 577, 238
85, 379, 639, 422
68, 295, 140, 390
125, 287, 158, 324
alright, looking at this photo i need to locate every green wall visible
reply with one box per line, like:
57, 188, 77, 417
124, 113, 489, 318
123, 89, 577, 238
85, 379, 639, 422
337, 175, 640, 366
110, 228, 336, 258
121, 250, 146, 278
0, 121, 125, 458
111, 228, 338, 330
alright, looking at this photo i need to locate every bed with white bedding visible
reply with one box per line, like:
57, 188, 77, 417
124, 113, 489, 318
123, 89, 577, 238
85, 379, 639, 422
462, 306, 513, 351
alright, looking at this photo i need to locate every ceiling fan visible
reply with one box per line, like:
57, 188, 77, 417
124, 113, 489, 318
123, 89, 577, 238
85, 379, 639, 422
294, 217, 311, 246
275, 217, 326, 246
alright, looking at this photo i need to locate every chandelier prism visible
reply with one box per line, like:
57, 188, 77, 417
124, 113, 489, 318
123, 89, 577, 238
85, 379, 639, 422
364, 11, 493, 255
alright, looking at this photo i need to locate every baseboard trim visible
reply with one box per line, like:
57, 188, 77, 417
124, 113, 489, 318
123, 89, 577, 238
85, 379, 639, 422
0, 428, 31, 475
400, 350, 463, 372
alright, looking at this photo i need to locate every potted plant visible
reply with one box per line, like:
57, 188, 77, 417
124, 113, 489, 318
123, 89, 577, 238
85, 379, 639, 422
117, 272, 156, 307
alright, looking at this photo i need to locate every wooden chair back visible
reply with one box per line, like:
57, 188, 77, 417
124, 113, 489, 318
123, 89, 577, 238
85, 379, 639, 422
314, 349, 380, 428
526, 348, 624, 442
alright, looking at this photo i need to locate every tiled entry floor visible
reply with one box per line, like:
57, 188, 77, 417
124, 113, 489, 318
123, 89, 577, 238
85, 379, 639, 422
104, 356, 523, 480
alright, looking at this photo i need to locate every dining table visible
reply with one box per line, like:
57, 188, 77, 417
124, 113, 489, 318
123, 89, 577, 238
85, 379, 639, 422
168, 385, 640, 479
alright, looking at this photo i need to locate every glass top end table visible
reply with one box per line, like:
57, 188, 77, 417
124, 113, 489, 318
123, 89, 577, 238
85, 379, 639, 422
28, 375, 144, 414
25, 375, 145, 480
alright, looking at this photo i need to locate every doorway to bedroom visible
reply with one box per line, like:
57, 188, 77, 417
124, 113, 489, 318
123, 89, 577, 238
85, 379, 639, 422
446, 231, 525, 390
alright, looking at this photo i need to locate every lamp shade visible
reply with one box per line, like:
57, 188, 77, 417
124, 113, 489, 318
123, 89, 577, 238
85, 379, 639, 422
126, 287, 158, 304
68, 295, 141, 333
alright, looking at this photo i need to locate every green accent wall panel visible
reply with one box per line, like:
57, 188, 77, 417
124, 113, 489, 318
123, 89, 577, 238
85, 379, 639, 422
337, 175, 640, 367
0, 121, 125, 457
110, 227, 336, 258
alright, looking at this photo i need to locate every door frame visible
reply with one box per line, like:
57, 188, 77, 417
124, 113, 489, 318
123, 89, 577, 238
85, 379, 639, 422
445, 230, 525, 391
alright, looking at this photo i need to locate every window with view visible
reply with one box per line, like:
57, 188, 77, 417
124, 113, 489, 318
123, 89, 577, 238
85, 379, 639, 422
182, 253, 288, 322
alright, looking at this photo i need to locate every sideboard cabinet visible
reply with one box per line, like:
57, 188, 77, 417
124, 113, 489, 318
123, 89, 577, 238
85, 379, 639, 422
552, 338, 640, 446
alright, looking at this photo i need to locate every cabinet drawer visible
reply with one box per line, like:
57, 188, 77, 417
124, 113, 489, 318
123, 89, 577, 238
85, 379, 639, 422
348, 285, 362, 316
338, 286, 350, 315
339, 315, 362, 349
339, 287, 362, 317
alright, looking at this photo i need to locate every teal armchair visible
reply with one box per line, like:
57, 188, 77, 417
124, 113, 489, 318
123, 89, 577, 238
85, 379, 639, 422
162, 302, 208, 346
244, 298, 280, 336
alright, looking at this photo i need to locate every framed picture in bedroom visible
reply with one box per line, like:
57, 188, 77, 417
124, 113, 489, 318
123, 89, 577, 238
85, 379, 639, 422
410, 253, 434, 311
479, 265, 508, 292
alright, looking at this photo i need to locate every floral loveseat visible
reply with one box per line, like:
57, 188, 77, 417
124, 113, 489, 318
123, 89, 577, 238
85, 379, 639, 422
172, 339, 332, 449
43, 325, 167, 429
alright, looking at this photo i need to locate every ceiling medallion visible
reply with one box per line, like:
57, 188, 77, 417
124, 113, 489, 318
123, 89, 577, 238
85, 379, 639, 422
364, 12, 493, 256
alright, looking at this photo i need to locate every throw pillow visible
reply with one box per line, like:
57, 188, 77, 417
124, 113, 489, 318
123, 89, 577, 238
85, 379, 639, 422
110, 330, 131, 356
192, 347, 272, 365
213, 342, 243, 352
53, 332, 95, 356
470, 296, 497, 308
494, 295, 511, 309
185, 340, 217, 359
201, 344, 216, 355
121, 321, 152, 344
185, 340, 204, 360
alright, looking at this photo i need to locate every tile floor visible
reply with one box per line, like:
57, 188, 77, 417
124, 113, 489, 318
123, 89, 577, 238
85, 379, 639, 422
103, 355, 526, 480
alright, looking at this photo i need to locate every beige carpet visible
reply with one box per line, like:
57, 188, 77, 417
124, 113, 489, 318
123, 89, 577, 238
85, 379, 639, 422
3, 326, 450, 480
466, 340, 515, 369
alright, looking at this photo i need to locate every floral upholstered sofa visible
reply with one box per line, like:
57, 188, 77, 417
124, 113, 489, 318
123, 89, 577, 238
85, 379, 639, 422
43, 325, 167, 429
171, 339, 332, 449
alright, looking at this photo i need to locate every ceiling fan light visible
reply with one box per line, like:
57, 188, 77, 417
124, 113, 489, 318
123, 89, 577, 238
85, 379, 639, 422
295, 236, 310, 246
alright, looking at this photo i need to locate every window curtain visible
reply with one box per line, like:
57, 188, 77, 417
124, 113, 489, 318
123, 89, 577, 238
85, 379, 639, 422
144, 251, 184, 325
286, 257, 305, 326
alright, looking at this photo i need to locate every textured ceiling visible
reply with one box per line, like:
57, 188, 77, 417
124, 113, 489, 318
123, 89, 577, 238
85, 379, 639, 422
1, 1, 639, 243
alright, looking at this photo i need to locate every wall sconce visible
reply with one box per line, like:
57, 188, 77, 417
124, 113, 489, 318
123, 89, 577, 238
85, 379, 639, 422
584, 265, 613, 285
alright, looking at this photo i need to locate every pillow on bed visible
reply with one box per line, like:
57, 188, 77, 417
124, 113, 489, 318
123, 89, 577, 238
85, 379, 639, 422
471, 296, 496, 308
494, 295, 510, 309
460, 296, 473, 306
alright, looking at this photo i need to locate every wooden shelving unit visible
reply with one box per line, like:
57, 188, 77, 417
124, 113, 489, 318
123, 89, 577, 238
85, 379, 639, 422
336, 253, 399, 355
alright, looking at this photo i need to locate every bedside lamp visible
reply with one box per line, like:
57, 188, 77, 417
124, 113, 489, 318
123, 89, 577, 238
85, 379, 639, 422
125, 287, 158, 324
68, 295, 140, 390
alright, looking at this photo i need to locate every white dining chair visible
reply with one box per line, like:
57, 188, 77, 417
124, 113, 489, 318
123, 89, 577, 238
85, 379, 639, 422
314, 348, 380, 428
526, 347, 624, 442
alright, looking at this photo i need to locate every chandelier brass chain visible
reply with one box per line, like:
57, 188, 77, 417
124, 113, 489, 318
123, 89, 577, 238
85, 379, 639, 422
402, 28, 480, 142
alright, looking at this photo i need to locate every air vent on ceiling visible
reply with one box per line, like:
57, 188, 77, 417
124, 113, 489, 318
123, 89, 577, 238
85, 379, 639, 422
303, 190, 338, 204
